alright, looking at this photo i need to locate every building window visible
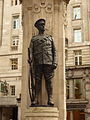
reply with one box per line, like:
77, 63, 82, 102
12, 15, 20, 29
65, 38, 68, 47
10, 58, 18, 70
66, 79, 84, 99
74, 29, 82, 42
67, 110, 85, 120
0, 81, 4, 92
66, 80, 69, 99
74, 50, 82, 66
73, 6, 81, 20
74, 79, 83, 99
10, 85, 15, 95
11, 36, 19, 50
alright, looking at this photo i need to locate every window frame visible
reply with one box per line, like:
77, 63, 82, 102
73, 28, 82, 43
0, 82, 4, 92
12, 15, 20, 29
10, 58, 18, 70
11, 36, 19, 50
66, 78, 85, 99
73, 6, 81, 20
74, 50, 82, 66
10, 85, 15, 95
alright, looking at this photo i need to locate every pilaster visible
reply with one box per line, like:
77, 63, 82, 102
83, 69, 90, 120
21, 0, 70, 120
0, 0, 4, 45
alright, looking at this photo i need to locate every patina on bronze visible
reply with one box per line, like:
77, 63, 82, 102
28, 19, 57, 106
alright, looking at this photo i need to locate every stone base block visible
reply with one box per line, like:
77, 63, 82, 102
24, 107, 59, 120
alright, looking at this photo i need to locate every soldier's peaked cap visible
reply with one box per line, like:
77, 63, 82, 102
34, 19, 45, 28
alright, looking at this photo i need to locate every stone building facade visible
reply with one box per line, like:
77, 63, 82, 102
66, 0, 90, 120
0, 0, 90, 120
0, 0, 22, 120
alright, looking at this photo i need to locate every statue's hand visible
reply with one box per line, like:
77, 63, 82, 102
28, 59, 31, 64
28, 59, 32, 65
52, 63, 57, 69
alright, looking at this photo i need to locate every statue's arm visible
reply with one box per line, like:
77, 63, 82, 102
52, 37, 57, 69
28, 39, 33, 65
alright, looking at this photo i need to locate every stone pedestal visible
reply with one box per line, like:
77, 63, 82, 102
24, 107, 59, 120
21, 0, 70, 120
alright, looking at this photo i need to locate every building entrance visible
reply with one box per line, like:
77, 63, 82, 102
0, 107, 18, 120
67, 110, 85, 120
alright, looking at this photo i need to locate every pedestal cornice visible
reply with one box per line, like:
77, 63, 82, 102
25, 107, 59, 120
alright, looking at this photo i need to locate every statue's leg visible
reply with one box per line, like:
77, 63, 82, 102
32, 65, 42, 105
44, 65, 54, 106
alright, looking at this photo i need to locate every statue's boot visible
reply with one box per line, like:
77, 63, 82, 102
46, 78, 54, 106
31, 97, 38, 105
47, 94, 54, 106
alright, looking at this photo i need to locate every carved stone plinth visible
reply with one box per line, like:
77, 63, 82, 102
24, 107, 59, 120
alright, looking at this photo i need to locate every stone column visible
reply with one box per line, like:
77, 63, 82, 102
70, 111, 73, 120
69, 80, 74, 99
21, 0, 70, 120
0, 0, 3, 45
83, 69, 90, 120
85, 78, 90, 120
18, 104, 21, 120
87, 0, 90, 42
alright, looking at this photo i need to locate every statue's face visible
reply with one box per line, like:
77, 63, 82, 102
37, 20, 45, 32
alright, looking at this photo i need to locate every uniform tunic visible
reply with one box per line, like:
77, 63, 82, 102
29, 34, 57, 67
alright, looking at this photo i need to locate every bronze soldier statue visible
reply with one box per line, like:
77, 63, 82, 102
28, 19, 57, 106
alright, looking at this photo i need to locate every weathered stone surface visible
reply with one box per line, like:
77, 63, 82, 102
24, 107, 59, 120
21, 0, 70, 120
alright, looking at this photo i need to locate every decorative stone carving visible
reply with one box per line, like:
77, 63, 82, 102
27, 2, 53, 13
67, 104, 87, 110
45, 4, 53, 13
62, 1, 68, 26
33, 4, 41, 13
83, 69, 90, 80
67, 70, 73, 78
85, 81, 90, 92
40, 0, 46, 8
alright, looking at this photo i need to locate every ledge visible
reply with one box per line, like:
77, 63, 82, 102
0, 96, 17, 106
66, 64, 90, 70
25, 107, 59, 117
66, 99, 88, 110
